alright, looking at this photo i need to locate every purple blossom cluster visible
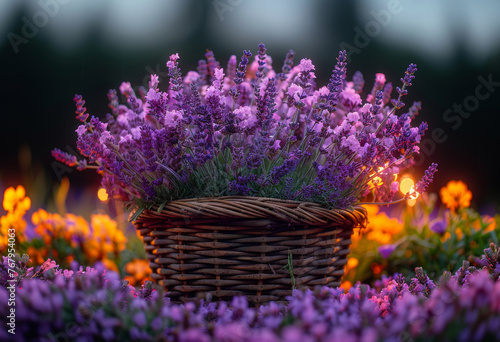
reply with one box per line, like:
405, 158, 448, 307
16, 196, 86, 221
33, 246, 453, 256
2, 246, 500, 341
54, 44, 437, 209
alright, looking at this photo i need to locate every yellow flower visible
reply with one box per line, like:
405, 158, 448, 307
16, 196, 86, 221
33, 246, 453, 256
455, 228, 463, 240
86, 214, 126, 260
84, 239, 101, 260
439, 180, 472, 212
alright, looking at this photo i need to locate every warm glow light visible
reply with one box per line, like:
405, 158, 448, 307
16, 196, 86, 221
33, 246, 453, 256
97, 188, 108, 202
407, 186, 420, 200
399, 177, 415, 194
400, 176, 419, 202
368, 163, 397, 189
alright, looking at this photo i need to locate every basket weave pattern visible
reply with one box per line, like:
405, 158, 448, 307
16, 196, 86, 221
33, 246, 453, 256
134, 196, 367, 304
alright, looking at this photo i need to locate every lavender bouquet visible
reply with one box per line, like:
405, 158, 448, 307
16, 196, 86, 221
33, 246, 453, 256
53, 43, 437, 217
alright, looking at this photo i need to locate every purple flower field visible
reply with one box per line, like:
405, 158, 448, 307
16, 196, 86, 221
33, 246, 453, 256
1, 243, 500, 341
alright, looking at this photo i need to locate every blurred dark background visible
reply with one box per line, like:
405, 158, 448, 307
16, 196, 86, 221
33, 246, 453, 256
1, 0, 499, 215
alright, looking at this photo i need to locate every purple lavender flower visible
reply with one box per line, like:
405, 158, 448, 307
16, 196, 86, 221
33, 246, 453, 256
325, 50, 347, 112
226, 55, 237, 82
430, 220, 446, 234
378, 244, 397, 259
5, 247, 500, 342
228, 174, 257, 196
415, 163, 438, 194
409, 267, 436, 297
401, 63, 417, 87
167, 53, 183, 91
233, 50, 252, 86
270, 153, 300, 185
55, 43, 436, 210
204, 49, 220, 82
256, 43, 267, 79
74, 94, 89, 122
352, 70, 364, 94
390, 63, 417, 109
51, 148, 77, 167
277, 49, 295, 81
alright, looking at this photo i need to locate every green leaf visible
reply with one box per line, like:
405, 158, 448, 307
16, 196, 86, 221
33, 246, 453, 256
129, 207, 145, 222
157, 200, 168, 214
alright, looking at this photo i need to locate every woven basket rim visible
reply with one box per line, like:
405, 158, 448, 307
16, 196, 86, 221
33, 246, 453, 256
133, 196, 367, 227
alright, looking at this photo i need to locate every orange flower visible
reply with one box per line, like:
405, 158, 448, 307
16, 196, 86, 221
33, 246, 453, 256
32, 209, 89, 246
346, 257, 359, 270
1, 186, 31, 250
89, 214, 126, 255
101, 258, 119, 272
343, 257, 359, 281
3, 186, 31, 213
26, 246, 46, 265
484, 216, 497, 233
363, 205, 403, 245
441, 231, 451, 243
340, 280, 352, 292
439, 180, 472, 212
371, 263, 383, 275
124, 259, 152, 286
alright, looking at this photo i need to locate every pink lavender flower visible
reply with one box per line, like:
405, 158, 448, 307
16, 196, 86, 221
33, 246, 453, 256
341, 135, 361, 154
166, 53, 180, 68
375, 73, 386, 85
287, 83, 303, 104
299, 58, 315, 73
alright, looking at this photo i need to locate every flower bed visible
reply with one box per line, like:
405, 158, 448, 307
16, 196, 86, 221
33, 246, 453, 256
1, 244, 499, 341
0, 185, 149, 284
343, 180, 500, 288
2, 180, 499, 340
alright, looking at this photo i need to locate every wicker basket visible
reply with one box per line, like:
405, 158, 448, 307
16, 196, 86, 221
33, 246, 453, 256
133, 196, 367, 305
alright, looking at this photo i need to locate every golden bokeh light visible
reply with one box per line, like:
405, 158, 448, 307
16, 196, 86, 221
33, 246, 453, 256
399, 177, 415, 194
97, 188, 109, 202
400, 176, 419, 203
